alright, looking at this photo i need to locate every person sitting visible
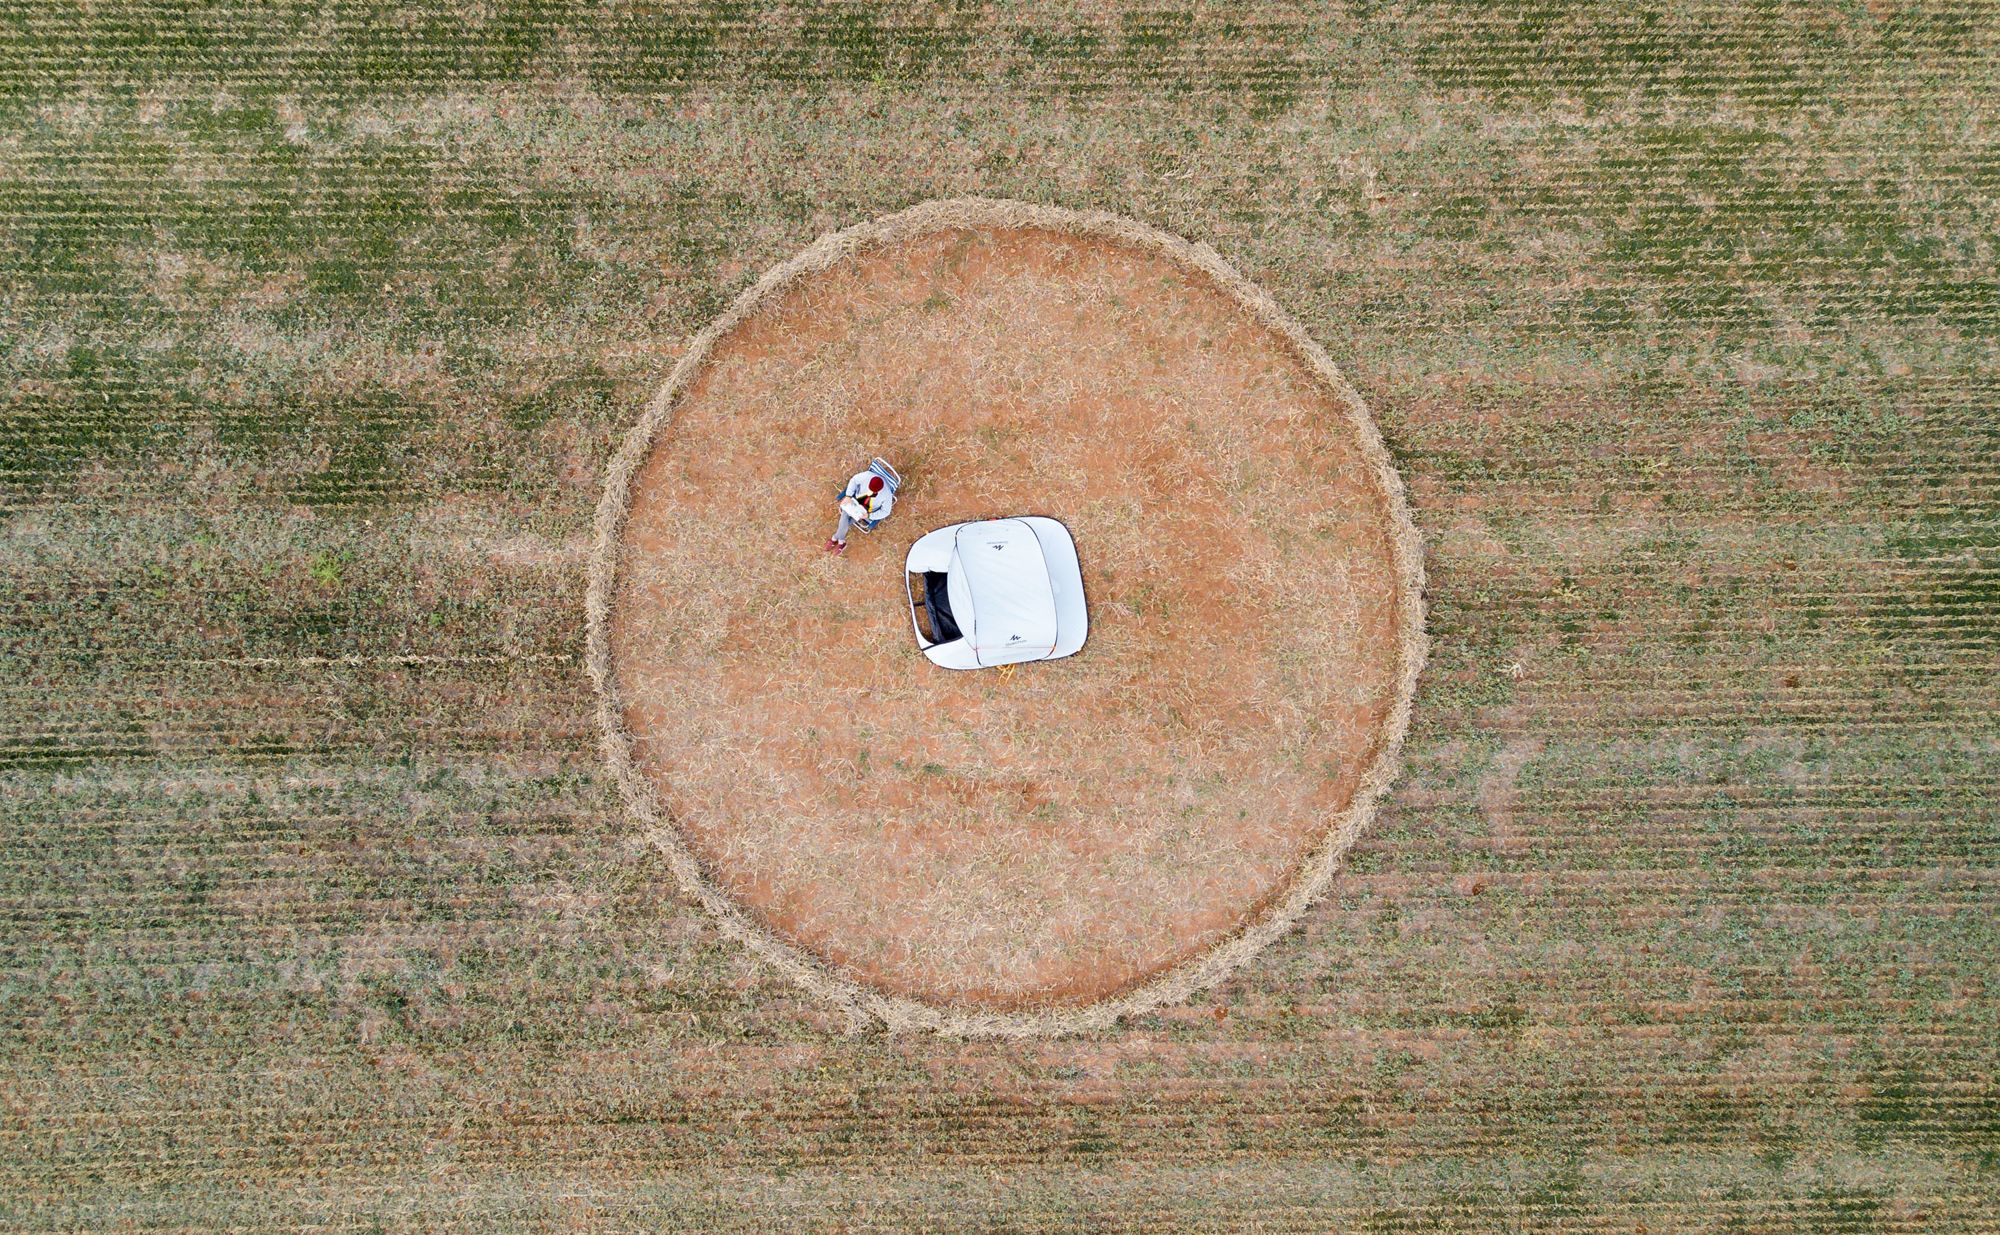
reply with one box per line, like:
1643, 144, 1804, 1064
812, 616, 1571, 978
826, 469, 894, 554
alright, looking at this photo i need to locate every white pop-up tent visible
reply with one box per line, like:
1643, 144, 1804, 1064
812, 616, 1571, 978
904, 517, 1088, 670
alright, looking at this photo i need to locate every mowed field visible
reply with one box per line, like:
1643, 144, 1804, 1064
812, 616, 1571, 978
3, 3, 1997, 1231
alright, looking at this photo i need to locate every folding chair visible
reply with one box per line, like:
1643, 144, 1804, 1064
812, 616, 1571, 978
852, 457, 901, 534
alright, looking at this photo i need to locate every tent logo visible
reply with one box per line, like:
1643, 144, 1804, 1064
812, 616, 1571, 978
1008, 634, 1023, 642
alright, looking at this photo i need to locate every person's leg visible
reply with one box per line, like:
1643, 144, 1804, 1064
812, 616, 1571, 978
827, 510, 854, 552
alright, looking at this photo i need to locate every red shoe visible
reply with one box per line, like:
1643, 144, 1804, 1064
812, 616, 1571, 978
825, 538, 846, 554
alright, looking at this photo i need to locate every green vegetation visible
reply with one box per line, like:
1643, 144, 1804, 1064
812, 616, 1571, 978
2, 2, 1996, 1230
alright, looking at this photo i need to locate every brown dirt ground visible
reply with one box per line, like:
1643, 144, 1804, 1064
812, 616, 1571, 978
609, 224, 1409, 1011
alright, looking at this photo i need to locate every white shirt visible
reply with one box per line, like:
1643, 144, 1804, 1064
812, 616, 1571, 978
842, 471, 894, 521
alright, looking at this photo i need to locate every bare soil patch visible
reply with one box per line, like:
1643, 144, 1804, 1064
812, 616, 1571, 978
592, 200, 1424, 1034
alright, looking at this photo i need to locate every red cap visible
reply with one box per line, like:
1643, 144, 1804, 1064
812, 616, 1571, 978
868, 476, 885, 493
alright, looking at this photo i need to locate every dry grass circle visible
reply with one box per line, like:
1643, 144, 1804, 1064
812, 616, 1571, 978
588, 198, 1426, 1037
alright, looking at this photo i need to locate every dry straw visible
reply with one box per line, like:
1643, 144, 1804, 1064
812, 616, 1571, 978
586, 198, 1427, 1038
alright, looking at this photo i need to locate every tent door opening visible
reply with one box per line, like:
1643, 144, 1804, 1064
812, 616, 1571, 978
910, 571, 961, 645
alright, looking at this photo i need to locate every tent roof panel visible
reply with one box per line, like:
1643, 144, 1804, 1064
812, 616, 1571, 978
953, 519, 1058, 662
